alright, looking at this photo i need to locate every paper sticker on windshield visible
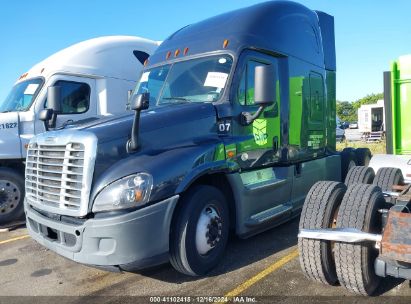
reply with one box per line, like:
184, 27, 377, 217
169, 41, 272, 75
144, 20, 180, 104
204, 72, 228, 88
140, 72, 150, 82
24, 84, 39, 95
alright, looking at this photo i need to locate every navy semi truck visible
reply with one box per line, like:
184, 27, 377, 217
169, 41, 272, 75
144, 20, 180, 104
24, 1, 362, 276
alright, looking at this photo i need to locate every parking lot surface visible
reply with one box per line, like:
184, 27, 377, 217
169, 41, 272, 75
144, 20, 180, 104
0, 219, 410, 303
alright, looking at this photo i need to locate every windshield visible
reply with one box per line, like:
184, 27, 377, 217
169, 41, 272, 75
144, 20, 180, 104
0, 78, 44, 113
133, 54, 233, 106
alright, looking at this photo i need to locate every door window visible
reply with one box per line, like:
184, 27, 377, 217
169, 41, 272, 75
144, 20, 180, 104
45, 81, 90, 114
309, 73, 324, 123
238, 60, 268, 106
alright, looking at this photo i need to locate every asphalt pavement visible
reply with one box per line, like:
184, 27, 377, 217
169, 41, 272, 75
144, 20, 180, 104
0, 219, 410, 304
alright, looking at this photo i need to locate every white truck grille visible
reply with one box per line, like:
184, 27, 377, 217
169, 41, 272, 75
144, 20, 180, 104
25, 131, 97, 217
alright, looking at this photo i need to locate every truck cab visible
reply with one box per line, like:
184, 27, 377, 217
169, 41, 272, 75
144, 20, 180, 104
0, 36, 159, 224
25, 1, 343, 276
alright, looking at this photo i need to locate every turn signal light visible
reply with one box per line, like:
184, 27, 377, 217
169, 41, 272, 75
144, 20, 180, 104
223, 39, 229, 48
174, 49, 180, 57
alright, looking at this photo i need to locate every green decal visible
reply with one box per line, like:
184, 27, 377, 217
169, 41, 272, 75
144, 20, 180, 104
253, 119, 268, 146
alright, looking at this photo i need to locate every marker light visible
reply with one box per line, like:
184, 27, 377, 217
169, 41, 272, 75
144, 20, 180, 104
227, 151, 235, 158
174, 49, 180, 57
183, 47, 189, 55
166, 51, 171, 59
144, 59, 149, 66
223, 39, 229, 48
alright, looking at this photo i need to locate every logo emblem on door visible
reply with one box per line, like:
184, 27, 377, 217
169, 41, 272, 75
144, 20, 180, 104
253, 119, 268, 146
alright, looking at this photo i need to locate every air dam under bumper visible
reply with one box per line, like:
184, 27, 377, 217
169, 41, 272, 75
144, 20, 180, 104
25, 195, 179, 269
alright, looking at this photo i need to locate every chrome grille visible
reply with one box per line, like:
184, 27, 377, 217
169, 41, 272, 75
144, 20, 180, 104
25, 131, 97, 217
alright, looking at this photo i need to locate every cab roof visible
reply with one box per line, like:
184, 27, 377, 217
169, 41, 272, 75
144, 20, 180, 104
149, 1, 335, 71
17, 36, 160, 84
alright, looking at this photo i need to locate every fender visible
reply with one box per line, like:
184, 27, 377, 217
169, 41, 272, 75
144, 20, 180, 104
89, 140, 229, 205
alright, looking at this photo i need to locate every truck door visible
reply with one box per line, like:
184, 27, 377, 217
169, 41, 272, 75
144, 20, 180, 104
231, 51, 281, 170
227, 51, 293, 227
34, 75, 97, 131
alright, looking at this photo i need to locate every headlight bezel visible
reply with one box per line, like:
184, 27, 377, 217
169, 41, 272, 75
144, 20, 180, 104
92, 172, 153, 213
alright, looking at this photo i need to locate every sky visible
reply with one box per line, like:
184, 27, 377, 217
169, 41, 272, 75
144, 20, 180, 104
0, 0, 410, 103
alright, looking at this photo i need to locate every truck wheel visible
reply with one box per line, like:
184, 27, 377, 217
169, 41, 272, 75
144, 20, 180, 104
0, 168, 25, 226
170, 185, 229, 276
334, 184, 385, 295
298, 181, 346, 285
340, 149, 357, 181
344, 166, 375, 186
354, 148, 372, 166
373, 167, 404, 192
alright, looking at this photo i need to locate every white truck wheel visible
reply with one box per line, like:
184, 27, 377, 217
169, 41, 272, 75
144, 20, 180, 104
0, 168, 25, 226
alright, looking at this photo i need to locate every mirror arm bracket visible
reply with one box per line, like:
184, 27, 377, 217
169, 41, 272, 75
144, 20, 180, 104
240, 104, 267, 126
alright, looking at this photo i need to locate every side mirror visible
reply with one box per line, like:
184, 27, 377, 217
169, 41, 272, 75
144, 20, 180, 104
128, 92, 150, 152
39, 109, 53, 122
254, 65, 276, 106
241, 65, 276, 125
41, 86, 62, 131
131, 92, 150, 111
47, 86, 62, 113
39, 109, 54, 131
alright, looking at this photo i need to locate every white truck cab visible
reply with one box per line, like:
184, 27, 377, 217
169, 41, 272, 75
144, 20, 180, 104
0, 36, 159, 224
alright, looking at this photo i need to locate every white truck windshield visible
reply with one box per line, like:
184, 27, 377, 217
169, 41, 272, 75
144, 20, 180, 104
0, 78, 44, 113
134, 54, 233, 106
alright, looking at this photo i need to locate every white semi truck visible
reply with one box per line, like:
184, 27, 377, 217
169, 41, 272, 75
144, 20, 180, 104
0, 36, 159, 224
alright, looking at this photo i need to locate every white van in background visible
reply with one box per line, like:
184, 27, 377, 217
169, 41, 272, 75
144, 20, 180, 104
0, 36, 159, 224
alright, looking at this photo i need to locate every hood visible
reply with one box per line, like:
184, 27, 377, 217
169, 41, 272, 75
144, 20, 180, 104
72, 102, 217, 142
79, 102, 218, 178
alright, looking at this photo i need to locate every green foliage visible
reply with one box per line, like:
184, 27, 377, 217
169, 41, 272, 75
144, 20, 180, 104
336, 101, 356, 123
336, 93, 383, 123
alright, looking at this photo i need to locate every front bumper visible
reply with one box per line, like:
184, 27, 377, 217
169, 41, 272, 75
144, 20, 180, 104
25, 195, 179, 269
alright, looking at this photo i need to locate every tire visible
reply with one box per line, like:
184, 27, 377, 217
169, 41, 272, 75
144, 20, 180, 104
355, 148, 372, 167
0, 168, 25, 226
298, 181, 347, 285
344, 166, 375, 186
340, 149, 357, 181
373, 167, 404, 192
334, 184, 385, 295
170, 185, 229, 276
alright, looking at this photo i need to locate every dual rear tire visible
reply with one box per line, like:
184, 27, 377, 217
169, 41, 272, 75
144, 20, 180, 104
299, 180, 385, 295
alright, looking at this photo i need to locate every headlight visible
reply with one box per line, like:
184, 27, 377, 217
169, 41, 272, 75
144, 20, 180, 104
92, 173, 153, 212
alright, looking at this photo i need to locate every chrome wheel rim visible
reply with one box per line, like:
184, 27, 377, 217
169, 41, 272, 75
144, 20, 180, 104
0, 180, 21, 215
195, 205, 223, 256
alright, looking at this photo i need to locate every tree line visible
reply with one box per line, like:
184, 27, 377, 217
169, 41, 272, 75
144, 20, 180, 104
336, 93, 383, 123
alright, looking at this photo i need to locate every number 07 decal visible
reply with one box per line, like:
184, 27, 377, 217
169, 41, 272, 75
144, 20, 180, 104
217, 120, 231, 135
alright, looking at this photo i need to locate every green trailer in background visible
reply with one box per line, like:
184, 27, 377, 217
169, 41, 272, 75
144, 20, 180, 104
388, 55, 411, 155
298, 54, 411, 296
